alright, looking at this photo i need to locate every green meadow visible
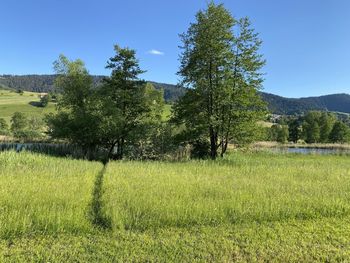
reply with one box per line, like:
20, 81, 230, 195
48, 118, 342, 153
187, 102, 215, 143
0, 89, 55, 124
1, 151, 350, 261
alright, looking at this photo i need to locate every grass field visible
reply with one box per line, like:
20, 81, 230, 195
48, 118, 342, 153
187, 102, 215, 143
0, 89, 55, 124
1, 151, 350, 261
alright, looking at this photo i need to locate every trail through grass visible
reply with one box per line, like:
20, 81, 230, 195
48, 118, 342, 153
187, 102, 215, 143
88, 164, 111, 229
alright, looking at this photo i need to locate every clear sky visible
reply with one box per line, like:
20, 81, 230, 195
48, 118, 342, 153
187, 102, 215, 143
1, 0, 349, 98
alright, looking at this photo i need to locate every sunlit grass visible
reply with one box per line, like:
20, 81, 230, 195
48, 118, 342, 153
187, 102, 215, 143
1, 151, 350, 261
0, 151, 102, 238
103, 153, 350, 231
0, 89, 55, 123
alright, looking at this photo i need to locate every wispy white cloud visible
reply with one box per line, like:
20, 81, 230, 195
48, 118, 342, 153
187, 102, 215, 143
147, 49, 164, 56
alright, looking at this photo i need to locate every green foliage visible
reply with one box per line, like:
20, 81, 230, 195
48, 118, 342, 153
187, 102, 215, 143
269, 124, 289, 143
0, 118, 9, 135
40, 94, 50, 107
47, 52, 166, 160
10, 112, 28, 136
300, 111, 345, 143
319, 112, 336, 142
288, 117, 302, 142
174, 3, 266, 159
46, 54, 100, 153
96, 45, 164, 160
9, 112, 44, 140
329, 121, 350, 143
126, 84, 170, 160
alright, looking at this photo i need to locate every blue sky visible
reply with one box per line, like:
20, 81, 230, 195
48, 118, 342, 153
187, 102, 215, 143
1, 0, 349, 97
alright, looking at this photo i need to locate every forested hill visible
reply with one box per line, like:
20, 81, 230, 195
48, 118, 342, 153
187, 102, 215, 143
261, 92, 350, 115
0, 74, 349, 114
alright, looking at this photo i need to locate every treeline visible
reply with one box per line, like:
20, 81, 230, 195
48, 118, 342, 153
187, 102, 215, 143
266, 111, 350, 143
0, 113, 45, 140
38, 3, 265, 161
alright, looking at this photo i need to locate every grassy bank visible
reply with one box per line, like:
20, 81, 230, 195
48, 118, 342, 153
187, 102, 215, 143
254, 141, 350, 150
1, 151, 350, 261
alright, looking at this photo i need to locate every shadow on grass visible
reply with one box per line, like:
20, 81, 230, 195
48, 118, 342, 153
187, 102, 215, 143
88, 164, 112, 230
29, 101, 43, 107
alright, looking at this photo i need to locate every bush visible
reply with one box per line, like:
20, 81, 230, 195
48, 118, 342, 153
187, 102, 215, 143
190, 139, 210, 159
0, 118, 9, 135
40, 94, 50, 107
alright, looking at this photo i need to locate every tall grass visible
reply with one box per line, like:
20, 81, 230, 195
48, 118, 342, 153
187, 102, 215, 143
1, 151, 350, 260
0, 151, 102, 238
103, 153, 350, 231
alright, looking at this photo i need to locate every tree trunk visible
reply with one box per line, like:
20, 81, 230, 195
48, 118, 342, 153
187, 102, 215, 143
121, 138, 124, 159
209, 127, 217, 160
117, 137, 125, 160
105, 141, 117, 164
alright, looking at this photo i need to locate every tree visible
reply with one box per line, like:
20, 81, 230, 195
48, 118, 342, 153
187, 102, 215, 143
127, 83, 167, 159
40, 94, 50, 107
46, 54, 100, 155
269, 124, 289, 143
319, 112, 336, 143
305, 121, 320, 143
288, 117, 302, 143
173, 2, 266, 159
277, 125, 289, 143
0, 118, 9, 135
97, 45, 163, 160
302, 111, 321, 143
11, 112, 28, 135
329, 121, 350, 143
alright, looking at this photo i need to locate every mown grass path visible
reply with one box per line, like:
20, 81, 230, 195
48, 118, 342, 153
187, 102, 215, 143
88, 164, 111, 230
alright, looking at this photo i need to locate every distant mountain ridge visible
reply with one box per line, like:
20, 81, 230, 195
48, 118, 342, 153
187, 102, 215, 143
260, 92, 350, 115
0, 74, 349, 115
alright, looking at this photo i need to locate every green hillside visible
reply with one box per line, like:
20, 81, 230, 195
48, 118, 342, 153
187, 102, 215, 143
0, 89, 55, 124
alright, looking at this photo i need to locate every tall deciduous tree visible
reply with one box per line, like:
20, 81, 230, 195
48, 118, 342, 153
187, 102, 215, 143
173, 2, 266, 159
329, 121, 350, 143
319, 112, 336, 143
46, 55, 100, 155
11, 112, 28, 135
0, 118, 9, 135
